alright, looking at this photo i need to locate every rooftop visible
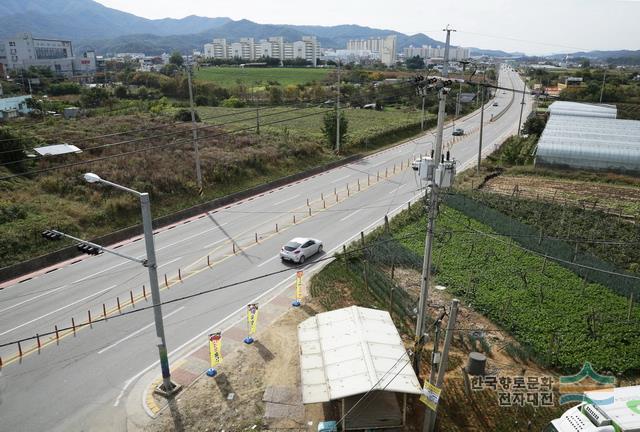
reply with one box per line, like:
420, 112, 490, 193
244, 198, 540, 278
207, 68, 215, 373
298, 306, 421, 404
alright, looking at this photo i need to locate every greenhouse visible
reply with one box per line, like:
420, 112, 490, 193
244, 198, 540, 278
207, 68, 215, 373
535, 103, 640, 173
547, 101, 617, 118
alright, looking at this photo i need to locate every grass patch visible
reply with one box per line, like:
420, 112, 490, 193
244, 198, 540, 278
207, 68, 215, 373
195, 67, 331, 88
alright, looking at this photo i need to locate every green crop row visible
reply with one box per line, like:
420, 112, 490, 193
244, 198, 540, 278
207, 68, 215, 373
394, 205, 640, 374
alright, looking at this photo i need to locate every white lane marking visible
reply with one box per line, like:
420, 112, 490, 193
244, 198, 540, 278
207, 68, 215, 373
116, 191, 429, 409
204, 237, 229, 249
330, 174, 351, 184
272, 194, 300, 206
156, 223, 229, 251
0, 285, 116, 337
98, 307, 185, 354
72, 261, 128, 284
388, 184, 408, 195
0, 284, 69, 314
340, 209, 363, 222
257, 254, 281, 268
157, 257, 180, 270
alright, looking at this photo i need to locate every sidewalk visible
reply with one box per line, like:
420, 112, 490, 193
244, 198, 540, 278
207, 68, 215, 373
142, 272, 308, 419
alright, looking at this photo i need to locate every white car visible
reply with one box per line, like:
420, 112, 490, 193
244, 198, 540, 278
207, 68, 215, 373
280, 237, 323, 264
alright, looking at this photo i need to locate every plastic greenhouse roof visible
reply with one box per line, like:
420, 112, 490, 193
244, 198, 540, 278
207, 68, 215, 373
536, 114, 640, 171
298, 306, 421, 404
547, 101, 617, 118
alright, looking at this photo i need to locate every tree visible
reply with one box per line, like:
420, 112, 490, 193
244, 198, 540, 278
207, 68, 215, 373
0, 127, 28, 171
406, 55, 425, 70
174, 108, 200, 122
522, 116, 547, 136
169, 51, 184, 68
322, 110, 348, 149
114, 85, 128, 99
80, 87, 111, 108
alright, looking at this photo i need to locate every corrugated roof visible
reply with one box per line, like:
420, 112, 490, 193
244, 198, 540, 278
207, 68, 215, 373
547, 101, 617, 118
298, 306, 421, 404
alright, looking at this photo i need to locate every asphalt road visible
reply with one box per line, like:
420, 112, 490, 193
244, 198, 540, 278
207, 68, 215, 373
0, 65, 531, 431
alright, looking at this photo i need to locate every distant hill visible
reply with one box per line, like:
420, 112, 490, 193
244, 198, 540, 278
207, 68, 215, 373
0, 0, 231, 40
2, 0, 517, 57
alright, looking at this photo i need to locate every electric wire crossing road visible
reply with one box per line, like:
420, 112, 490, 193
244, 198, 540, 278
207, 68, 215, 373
0, 66, 529, 432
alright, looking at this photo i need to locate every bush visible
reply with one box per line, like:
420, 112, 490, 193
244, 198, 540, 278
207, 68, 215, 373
49, 82, 81, 96
222, 96, 246, 108
0, 127, 28, 170
321, 110, 348, 149
114, 85, 128, 99
195, 95, 209, 106
80, 87, 112, 108
173, 108, 200, 122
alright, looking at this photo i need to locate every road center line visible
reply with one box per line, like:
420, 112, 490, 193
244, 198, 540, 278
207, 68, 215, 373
340, 209, 363, 222
98, 307, 185, 354
0, 285, 116, 337
257, 254, 281, 268
273, 194, 300, 206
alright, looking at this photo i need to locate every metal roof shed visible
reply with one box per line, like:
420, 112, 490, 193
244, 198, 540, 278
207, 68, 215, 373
298, 306, 421, 430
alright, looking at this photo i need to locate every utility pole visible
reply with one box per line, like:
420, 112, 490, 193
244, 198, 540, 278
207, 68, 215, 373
425, 299, 460, 432
336, 59, 341, 153
599, 69, 607, 103
421, 95, 426, 131
415, 25, 454, 372
186, 63, 203, 195
517, 80, 526, 136
476, 71, 486, 175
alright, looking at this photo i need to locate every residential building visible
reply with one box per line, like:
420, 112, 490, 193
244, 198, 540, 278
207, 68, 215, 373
0, 95, 32, 121
403, 45, 470, 61
204, 36, 319, 65
0, 33, 96, 77
347, 36, 397, 66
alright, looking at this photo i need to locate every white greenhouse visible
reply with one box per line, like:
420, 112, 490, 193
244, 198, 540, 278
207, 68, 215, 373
535, 102, 640, 173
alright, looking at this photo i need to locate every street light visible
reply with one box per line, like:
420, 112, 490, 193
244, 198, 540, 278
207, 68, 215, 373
83, 172, 177, 396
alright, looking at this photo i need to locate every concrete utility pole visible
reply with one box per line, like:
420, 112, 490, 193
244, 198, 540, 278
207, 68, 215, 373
186, 63, 203, 195
425, 299, 460, 432
421, 95, 426, 131
83, 173, 177, 396
336, 59, 341, 153
476, 71, 486, 175
517, 80, 526, 136
415, 25, 454, 371
599, 70, 607, 103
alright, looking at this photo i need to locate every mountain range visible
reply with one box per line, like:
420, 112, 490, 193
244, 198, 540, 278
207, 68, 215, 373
0, 0, 526, 57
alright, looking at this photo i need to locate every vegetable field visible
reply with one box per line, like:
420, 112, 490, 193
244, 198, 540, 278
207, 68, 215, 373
195, 67, 331, 88
395, 205, 640, 374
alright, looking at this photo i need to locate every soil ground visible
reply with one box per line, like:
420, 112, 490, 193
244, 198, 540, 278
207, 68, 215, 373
146, 266, 567, 432
482, 174, 640, 217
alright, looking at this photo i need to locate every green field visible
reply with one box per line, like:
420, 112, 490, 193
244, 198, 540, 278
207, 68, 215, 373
195, 66, 331, 88
198, 106, 427, 149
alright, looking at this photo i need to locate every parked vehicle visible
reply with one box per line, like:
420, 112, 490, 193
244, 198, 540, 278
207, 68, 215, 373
452, 128, 464, 136
280, 237, 323, 264
493, 102, 499, 107
544, 385, 640, 432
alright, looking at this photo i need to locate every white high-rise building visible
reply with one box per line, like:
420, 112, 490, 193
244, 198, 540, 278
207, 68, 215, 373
403, 45, 470, 61
346, 35, 397, 66
204, 36, 319, 65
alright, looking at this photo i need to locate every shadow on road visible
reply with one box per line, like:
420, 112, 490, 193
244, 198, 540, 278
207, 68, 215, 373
207, 213, 254, 264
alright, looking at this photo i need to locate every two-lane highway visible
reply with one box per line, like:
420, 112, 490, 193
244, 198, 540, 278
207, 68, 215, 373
0, 65, 531, 431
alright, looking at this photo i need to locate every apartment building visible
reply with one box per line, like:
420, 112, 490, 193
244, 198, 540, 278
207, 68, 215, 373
403, 45, 471, 61
346, 35, 397, 66
0, 33, 96, 77
204, 36, 319, 66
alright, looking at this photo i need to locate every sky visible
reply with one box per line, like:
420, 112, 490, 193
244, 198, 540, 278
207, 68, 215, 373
94, 0, 640, 55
